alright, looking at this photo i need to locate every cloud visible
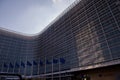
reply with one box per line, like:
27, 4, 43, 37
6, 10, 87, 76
52, 0, 63, 4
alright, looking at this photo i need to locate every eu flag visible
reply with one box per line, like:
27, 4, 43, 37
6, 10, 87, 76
33, 61, 37, 65
46, 60, 51, 64
27, 61, 32, 66
4, 63, 8, 68
53, 59, 58, 64
60, 58, 65, 64
15, 62, 19, 68
40, 60, 43, 66
21, 61, 25, 68
9, 62, 14, 68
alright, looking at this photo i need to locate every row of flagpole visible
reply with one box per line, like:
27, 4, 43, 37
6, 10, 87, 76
1, 56, 65, 76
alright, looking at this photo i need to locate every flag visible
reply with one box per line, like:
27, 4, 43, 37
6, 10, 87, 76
46, 60, 51, 64
60, 58, 65, 64
27, 61, 32, 66
15, 62, 19, 68
21, 61, 25, 68
40, 60, 43, 66
33, 60, 37, 65
4, 63, 8, 68
53, 58, 58, 64
9, 62, 14, 68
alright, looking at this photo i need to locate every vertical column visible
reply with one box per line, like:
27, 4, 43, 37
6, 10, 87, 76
19, 58, 21, 74
59, 58, 61, 80
52, 56, 53, 80
13, 59, 15, 73
37, 58, 40, 75
44, 57, 46, 79
1, 59, 4, 72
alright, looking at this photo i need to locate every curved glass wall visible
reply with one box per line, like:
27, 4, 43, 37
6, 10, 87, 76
0, 0, 120, 77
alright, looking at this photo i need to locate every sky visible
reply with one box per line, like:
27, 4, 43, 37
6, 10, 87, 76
0, 0, 76, 35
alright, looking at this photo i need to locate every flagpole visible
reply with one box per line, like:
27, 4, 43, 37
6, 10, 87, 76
1, 61, 4, 72
38, 59, 40, 75
51, 57, 53, 80
7, 62, 9, 73
31, 60, 33, 76
24, 56, 27, 76
45, 57, 46, 74
13, 60, 15, 73
45, 57, 46, 79
19, 58, 21, 74
59, 57, 61, 80
1, 63, 3, 72
13, 55, 16, 73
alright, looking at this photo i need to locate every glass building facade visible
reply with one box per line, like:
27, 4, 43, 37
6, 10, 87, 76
0, 0, 120, 79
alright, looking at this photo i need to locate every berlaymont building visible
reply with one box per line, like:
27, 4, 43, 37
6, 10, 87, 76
0, 0, 120, 80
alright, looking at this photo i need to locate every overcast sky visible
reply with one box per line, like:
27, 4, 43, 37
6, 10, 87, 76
0, 0, 76, 35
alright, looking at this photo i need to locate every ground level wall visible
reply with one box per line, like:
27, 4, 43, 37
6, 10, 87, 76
24, 64, 120, 80
74, 64, 120, 80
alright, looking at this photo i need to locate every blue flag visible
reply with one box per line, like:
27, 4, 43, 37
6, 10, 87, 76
21, 61, 25, 68
9, 62, 14, 68
27, 61, 32, 66
4, 63, 8, 68
53, 59, 58, 64
40, 60, 43, 66
60, 58, 65, 64
15, 62, 19, 68
46, 60, 51, 64
33, 61, 37, 65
